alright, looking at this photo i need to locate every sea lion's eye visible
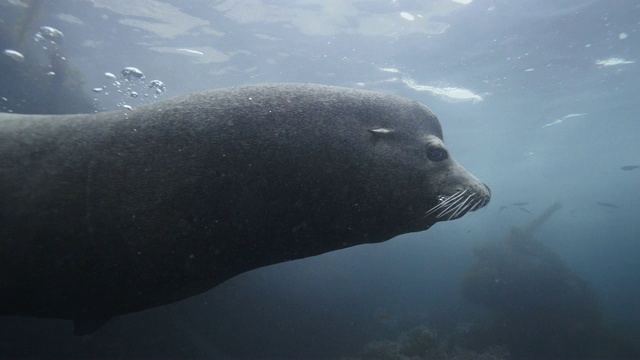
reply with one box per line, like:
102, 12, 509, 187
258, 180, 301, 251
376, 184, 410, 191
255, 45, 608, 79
427, 147, 448, 162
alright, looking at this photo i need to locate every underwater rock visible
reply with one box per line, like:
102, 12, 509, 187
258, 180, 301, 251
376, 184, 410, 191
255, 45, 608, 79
461, 202, 635, 357
359, 326, 509, 360
361, 326, 444, 360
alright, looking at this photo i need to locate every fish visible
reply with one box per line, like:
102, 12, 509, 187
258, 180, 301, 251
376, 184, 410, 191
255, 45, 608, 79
596, 201, 619, 208
620, 165, 639, 171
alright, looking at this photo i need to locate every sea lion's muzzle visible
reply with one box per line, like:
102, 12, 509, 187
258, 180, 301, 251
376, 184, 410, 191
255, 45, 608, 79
426, 187, 490, 220
425, 163, 491, 221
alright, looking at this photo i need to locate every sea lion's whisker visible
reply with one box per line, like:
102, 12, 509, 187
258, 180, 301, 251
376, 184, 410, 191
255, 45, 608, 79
435, 198, 463, 218
437, 196, 467, 219
449, 197, 475, 220
443, 199, 465, 220
469, 197, 484, 212
427, 190, 467, 214
449, 193, 476, 219
425, 190, 466, 216
437, 191, 492, 220
446, 205, 462, 220
427, 188, 492, 220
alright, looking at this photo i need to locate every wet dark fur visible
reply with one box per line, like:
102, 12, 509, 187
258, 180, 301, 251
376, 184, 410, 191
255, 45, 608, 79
0, 83, 490, 334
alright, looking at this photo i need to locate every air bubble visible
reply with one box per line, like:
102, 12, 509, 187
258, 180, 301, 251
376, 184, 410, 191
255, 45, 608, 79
3, 49, 24, 62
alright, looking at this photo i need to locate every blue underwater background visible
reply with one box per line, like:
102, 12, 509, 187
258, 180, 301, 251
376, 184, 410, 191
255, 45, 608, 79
1, 0, 639, 358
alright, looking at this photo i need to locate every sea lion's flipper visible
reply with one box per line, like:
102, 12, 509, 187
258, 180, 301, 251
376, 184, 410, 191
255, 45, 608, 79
72, 316, 111, 336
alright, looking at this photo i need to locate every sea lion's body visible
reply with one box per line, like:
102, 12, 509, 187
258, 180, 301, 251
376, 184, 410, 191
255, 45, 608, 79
0, 84, 490, 334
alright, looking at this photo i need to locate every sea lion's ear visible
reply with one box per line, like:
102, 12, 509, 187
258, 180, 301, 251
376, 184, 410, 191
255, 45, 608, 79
368, 128, 394, 135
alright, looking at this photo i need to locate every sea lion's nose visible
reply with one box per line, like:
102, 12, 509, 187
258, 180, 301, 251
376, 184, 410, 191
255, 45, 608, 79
483, 183, 491, 196
481, 183, 491, 207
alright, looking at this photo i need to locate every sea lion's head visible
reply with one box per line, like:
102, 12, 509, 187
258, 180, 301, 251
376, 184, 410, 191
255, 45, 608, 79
364, 98, 490, 226
419, 134, 491, 221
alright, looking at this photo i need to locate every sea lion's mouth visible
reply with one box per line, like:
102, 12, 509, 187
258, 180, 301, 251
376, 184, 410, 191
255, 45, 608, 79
425, 189, 490, 220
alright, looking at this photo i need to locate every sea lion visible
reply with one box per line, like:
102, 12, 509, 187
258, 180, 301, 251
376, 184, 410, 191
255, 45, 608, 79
0, 83, 490, 335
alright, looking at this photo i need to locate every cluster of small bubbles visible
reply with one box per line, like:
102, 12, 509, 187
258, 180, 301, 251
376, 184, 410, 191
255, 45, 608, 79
34, 26, 64, 54
121, 67, 145, 80
31, 26, 68, 78
1, 96, 10, 112
148, 80, 166, 94
92, 66, 167, 110
35, 26, 64, 44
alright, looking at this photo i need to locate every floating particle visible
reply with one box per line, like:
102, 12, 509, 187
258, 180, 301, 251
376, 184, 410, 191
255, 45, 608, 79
400, 12, 415, 21
378, 67, 400, 73
130, 91, 139, 98
121, 67, 145, 80
595, 57, 634, 66
92, 87, 104, 93
104, 72, 117, 79
177, 48, 204, 55
3, 49, 24, 62
619, 32, 628, 40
